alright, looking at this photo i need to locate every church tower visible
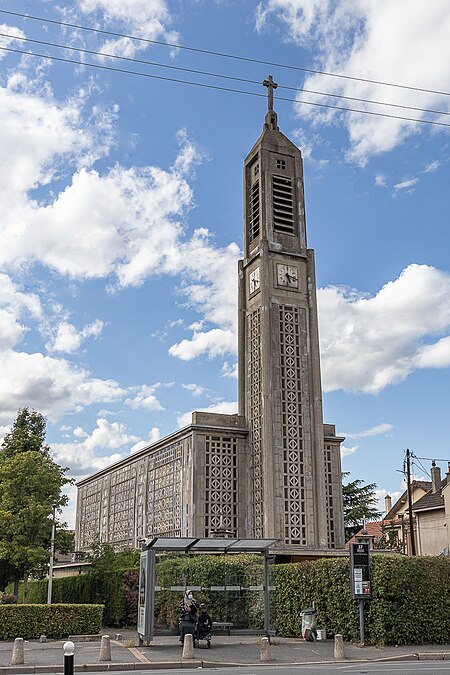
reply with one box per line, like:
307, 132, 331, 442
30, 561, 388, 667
238, 77, 343, 548
75, 77, 344, 557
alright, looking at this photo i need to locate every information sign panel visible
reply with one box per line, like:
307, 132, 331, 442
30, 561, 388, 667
349, 542, 372, 600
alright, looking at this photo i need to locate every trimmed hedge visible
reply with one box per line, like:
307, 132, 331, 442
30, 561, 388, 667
14, 571, 127, 627
13, 554, 450, 645
274, 555, 450, 645
0, 603, 103, 640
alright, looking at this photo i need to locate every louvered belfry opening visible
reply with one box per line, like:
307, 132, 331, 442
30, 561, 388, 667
273, 174, 294, 234
249, 179, 260, 241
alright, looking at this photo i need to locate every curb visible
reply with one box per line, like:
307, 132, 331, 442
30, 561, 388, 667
0, 651, 449, 672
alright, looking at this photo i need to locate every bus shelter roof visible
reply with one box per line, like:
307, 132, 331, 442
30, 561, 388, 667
142, 537, 277, 554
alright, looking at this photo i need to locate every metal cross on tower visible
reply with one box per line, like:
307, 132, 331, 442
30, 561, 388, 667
263, 75, 278, 112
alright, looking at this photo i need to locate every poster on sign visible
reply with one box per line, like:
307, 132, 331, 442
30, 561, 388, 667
349, 542, 372, 600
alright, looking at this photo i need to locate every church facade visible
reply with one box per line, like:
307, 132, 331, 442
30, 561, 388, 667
75, 83, 345, 555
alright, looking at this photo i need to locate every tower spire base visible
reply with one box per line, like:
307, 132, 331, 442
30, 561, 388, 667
264, 110, 279, 130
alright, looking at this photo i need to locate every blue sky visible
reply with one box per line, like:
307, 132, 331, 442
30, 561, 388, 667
0, 0, 449, 528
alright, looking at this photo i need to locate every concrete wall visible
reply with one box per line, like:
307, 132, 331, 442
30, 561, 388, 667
415, 509, 447, 555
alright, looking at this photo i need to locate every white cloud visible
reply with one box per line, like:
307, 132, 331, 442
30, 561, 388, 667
394, 177, 418, 192
415, 336, 450, 369
0, 276, 118, 423
48, 319, 104, 354
0, 24, 26, 57
82, 418, 138, 451
375, 488, 403, 515
125, 384, 164, 411
77, 0, 179, 58
0, 350, 125, 423
341, 444, 358, 458
0, 75, 110, 217
0, 425, 11, 447
170, 328, 236, 361
222, 361, 238, 379
0, 70, 237, 368
129, 427, 161, 454
176, 400, 238, 428
168, 230, 240, 361
51, 417, 138, 474
0, 76, 196, 288
375, 174, 387, 188
182, 383, 207, 397
343, 423, 394, 439
0, 73, 237, 417
73, 426, 89, 438
318, 264, 450, 393
423, 160, 441, 173
257, 0, 450, 162
0, 163, 192, 283
0, 272, 41, 319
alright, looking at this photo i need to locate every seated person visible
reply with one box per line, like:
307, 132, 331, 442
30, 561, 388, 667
179, 590, 199, 643
196, 603, 212, 640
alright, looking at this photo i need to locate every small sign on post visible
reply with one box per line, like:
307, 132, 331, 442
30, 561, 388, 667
350, 542, 371, 599
350, 542, 371, 644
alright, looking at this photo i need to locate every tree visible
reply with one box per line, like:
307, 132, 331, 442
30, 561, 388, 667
1, 408, 49, 458
342, 472, 381, 541
0, 409, 71, 597
373, 520, 400, 550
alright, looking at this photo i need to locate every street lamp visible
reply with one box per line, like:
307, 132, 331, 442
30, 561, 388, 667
47, 505, 56, 605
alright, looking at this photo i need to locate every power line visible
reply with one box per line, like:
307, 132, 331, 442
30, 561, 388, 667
413, 455, 450, 463
2, 31, 450, 119
1, 8, 450, 98
2, 45, 450, 129
411, 458, 431, 479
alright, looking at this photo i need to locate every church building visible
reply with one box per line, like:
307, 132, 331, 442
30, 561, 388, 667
75, 79, 345, 556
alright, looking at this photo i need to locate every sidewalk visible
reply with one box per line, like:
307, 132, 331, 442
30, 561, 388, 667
0, 629, 449, 673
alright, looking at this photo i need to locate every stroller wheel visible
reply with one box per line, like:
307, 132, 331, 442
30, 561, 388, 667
207, 639, 211, 648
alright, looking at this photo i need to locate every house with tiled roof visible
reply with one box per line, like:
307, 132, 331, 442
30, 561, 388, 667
345, 521, 385, 549
383, 480, 432, 554
411, 462, 450, 556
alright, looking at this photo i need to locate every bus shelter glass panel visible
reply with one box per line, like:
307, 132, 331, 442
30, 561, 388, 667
152, 552, 274, 634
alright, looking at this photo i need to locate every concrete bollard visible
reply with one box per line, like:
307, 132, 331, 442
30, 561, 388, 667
99, 635, 112, 662
11, 637, 25, 665
334, 633, 345, 659
260, 636, 272, 662
114, 633, 122, 641
182, 633, 194, 659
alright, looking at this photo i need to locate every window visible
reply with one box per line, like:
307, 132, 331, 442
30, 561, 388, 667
273, 174, 294, 234
249, 180, 260, 240
276, 158, 286, 170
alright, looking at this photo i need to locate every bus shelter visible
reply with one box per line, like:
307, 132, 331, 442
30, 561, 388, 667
137, 537, 277, 642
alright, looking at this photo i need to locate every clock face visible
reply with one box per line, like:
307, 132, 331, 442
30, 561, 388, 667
249, 267, 260, 294
277, 264, 298, 288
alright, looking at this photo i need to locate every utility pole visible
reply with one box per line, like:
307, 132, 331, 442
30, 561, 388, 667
405, 449, 416, 556
47, 505, 56, 604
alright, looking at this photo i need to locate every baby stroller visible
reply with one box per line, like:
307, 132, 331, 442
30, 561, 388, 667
195, 604, 212, 648
179, 613, 196, 645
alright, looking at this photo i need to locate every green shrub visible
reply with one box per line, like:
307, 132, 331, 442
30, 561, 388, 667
12, 553, 450, 645
273, 555, 450, 645
0, 604, 103, 639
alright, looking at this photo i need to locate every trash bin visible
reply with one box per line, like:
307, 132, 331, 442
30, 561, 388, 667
301, 608, 317, 642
